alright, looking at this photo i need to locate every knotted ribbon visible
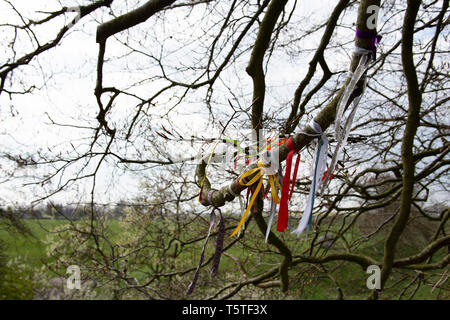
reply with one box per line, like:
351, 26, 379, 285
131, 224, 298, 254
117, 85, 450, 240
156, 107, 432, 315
277, 137, 300, 232
265, 168, 283, 243
355, 29, 382, 61
292, 119, 328, 237
210, 209, 225, 277
319, 47, 371, 194
230, 160, 281, 237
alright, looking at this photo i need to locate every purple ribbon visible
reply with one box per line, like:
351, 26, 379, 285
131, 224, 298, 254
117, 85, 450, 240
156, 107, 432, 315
355, 29, 382, 60
210, 209, 225, 277
186, 207, 225, 295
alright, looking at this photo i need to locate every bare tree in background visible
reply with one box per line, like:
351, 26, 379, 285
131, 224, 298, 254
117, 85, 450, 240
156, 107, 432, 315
0, 0, 448, 299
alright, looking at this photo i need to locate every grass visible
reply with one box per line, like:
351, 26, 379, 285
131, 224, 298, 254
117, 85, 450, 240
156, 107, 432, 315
0, 219, 63, 269
0, 219, 65, 299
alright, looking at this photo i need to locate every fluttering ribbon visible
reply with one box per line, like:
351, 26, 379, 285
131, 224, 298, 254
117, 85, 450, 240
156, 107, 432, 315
238, 189, 247, 237
319, 47, 371, 194
186, 204, 225, 295
266, 137, 287, 151
292, 119, 328, 237
277, 137, 300, 232
210, 209, 225, 277
355, 29, 382, 61
230, 160, 281, 237
265, 168, 283, 243
228, 178, 246, 236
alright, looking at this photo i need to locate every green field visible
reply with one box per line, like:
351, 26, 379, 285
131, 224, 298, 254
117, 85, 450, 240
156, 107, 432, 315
0, 217, 447, 300
0, 219, 61, 269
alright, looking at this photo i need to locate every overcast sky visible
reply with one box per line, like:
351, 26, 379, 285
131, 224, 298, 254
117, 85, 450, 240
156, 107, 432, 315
0, 0, 341, 207
4, 1, 446, 211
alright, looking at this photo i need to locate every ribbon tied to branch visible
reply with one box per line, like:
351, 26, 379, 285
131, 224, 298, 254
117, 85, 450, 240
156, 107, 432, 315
230, 159, 281, 237
277, 137, 301, 232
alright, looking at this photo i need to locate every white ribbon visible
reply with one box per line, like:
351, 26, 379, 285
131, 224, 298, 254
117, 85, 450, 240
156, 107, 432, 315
237, 193, 245, 237
265, 170, 282, 243
308, 118, 323, 135
292, 119, 328, 237
352, 45, 372, 56
319, 50, 370, 194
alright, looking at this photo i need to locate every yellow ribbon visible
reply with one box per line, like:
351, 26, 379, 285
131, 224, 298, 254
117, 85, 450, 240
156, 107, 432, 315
230, 161, 282, 237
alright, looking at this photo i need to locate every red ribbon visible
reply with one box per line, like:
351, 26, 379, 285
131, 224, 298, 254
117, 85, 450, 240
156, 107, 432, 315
321, 164, 337, 182
277, 137, 300, 232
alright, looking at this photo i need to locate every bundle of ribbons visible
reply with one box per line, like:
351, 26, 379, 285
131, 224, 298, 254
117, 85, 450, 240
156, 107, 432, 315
230, 119, 329, 241
188, 28, 381, 293
230, 28, 381, 239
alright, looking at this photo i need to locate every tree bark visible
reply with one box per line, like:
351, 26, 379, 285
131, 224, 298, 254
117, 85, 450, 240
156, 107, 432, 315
378, 0, 422, 296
